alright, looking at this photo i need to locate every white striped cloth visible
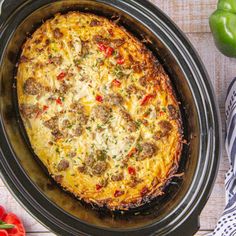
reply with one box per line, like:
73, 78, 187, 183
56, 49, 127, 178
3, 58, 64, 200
210, 78, 236, 236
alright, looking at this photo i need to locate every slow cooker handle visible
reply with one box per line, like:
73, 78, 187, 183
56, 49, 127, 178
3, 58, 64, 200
170, 214, 200, 236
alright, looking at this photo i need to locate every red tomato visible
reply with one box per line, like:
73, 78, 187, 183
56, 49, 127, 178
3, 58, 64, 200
105, 46, 114, 57
95, 95, 103, 102
57, 72, 66, 80
2, 213, 25, 236
114, 190, 124, 197
0, 230, 8, 236
96, 184, 102, 191
141, 94, 155, 106
128, 166, 136, 175
117, 57, 125, 65
56, 98, 62, 105
112, 79, 121, 87
140, 186, 148, 196
43, 105, 49, 111
0, 206, 6, 220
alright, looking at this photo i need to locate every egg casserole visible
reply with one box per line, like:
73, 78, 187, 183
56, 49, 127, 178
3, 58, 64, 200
17, 12, 183, 210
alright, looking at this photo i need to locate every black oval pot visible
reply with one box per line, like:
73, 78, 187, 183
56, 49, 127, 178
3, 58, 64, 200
0, 0, 221, 235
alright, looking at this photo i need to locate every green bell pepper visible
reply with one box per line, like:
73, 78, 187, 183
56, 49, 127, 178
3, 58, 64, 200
209, 0, 236, 57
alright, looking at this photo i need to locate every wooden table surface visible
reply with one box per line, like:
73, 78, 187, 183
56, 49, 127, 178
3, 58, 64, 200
0, 0, 234, 235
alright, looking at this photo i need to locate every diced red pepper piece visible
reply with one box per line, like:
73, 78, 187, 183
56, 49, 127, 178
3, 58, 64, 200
35, 110, 42, 119
128, 166, 136, 175
43, 105, 49, 111
95, 95, 103, 102
105, 46, 114, 58
112, 79, 121, 87
97, 43, 114, 58
96, 184, 103, 191
159, 111, 165, 116
57, 72, 66, 81
140, 186, 148, 196
98, 42, 107, 52
56, 98, 62, 105
127, 148, 137, 157
114, 190, 124, 197
108, 29, 114, 36
117, 57, 125, 65
141, 94, 156, 106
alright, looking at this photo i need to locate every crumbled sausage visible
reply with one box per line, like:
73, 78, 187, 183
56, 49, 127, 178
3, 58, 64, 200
120, 110, 137, 132
111, 38, 125, 47
126, 85, 138, 94
92, 105, 111, 123
45, 39, 51, 45
23, 77, 42, 95
77, 114, 88, 125
78, 165, 86, 173
62, 119, 71, 129
49, 56, 63, 65
96, 150, 108, 161
20, 55, 29, 63
57, 159, 69, 171
128, 54, 134, 63
153, 131, 164, 141
138, 142, 157, 160
139, 76, 147, 87
34, 38, 42, 44
90, 19, 101, 26
81, 40, 90, 57
153, 121, 172, 140
70, 101, 84, 112
74, 126, 83, 136
59, 81, 71, 94
121, 109, 132, 122
132, 63, 142, 73
68, 152, 76, 158
92, 161, 108, 176
107, 94, 124, 106
126, 85, 145, 98
20, 104, 39, 119
53, 28, 63, 39
43, 116, 58, 130
93, 35, 109, 44
127, 121, 137, 132
84, 155, 95, 167
111, 173, 124, 182
54, 175, 63, 183
129, 176, 142, 188
51, 129, 63, 140
168, 104, 179, 120
158, 120, 173, 134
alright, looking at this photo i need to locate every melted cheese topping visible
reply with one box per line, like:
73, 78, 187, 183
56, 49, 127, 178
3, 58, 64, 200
17, 12, 183, 210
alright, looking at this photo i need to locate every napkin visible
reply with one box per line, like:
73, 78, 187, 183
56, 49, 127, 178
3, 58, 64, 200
211, 78, 236, 236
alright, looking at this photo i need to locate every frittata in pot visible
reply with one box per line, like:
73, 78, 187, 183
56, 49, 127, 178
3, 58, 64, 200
17, 12, 183, 210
